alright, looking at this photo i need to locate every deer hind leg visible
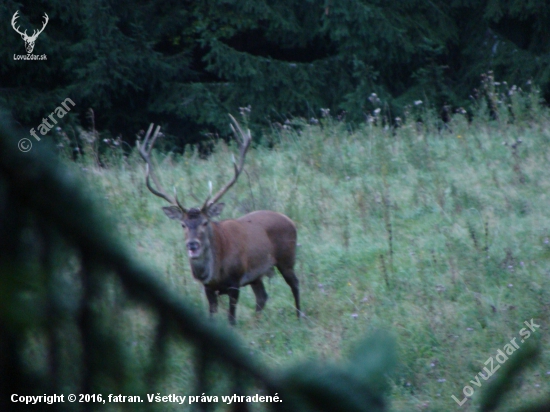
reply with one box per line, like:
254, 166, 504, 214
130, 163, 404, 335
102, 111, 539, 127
277, 264, 301, 319
227, 286, 240, 325
250, 279, 269, 313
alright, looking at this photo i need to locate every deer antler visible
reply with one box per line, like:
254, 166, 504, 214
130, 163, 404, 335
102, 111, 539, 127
11, 11, 48, 40
11, 11, 27, 37
202, 114, 252, 210
30, 13, 49, 40
137, 123, 183, 208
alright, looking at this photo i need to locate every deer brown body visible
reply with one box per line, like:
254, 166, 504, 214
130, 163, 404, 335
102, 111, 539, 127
138, 119, 300, 324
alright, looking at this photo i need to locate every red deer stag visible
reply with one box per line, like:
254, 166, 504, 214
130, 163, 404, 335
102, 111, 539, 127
137, 117, 300, 324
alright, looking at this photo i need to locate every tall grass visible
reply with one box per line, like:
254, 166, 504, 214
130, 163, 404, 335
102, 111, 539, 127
74, 96, 550, 410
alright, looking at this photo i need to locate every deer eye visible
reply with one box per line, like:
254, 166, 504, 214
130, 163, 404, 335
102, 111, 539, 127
181, 222, 187, 228
201, 221, 209, 227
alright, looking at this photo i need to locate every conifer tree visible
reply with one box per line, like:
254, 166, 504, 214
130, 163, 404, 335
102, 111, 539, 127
1, 0, 549, 145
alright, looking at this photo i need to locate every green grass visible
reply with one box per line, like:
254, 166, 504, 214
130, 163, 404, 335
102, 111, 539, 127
74, 110, 550, 410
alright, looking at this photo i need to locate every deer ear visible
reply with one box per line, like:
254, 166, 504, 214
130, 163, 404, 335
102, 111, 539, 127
162, 206, 184, 221
207, 203, 225, 218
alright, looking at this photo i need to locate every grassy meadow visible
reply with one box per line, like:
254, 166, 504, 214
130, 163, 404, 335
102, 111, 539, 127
72, 103, 550, 410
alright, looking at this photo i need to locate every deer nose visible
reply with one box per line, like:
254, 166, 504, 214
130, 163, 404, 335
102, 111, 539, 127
187, 240, 201, 252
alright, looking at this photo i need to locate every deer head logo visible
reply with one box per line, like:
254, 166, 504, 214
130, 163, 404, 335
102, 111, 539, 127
11, 11, 49, 54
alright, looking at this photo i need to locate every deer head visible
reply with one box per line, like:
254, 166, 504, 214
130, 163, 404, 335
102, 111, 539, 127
12, 11, 49, 54
137, 116, 251, 261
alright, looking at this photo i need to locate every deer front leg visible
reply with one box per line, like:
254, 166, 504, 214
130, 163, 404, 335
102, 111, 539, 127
205, 287, 218, 319
227, 286, 240, 325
